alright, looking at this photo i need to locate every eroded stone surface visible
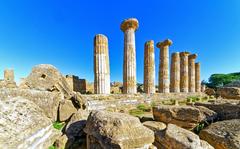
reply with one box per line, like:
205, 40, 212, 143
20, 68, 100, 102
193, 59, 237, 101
217, 87, 240, 100
0, 97, 60, 149
155, 124, 213, 149
200, 119, 240, 149
153, 105, 206, 129
84, 110, 154, 149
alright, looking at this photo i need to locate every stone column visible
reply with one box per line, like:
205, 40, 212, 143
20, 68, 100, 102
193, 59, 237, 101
170, 52, 180, 93
4, 69, 14, 81
188, 54, 197, 92
94, 34, 110, 94
144, 40, 155, 94
180, 52, 190, 92
195, 62, 201, 92
201, 84, 206, 92
157, 39, 172, 93
121, 18, 139, 94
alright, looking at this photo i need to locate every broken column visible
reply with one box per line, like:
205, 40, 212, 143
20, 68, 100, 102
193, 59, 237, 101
144, 40, 155, 94
4, 69, 15, 82
170, 52, 180, 93
121, 18, 139, 94
94, 34, 110, 94
157, 39, 172, 93
180, 52, 190, 92
195, 62, 201, 92
188, 54, 198, 92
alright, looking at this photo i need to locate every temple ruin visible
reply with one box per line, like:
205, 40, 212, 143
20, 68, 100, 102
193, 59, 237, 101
94, 34, 110, 94
144, 40, 155, 94
121, 18, 139, 94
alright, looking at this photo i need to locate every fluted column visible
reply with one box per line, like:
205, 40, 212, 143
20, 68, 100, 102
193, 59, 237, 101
188, 54, 197, 92
94, 34, 110, 94
4, 69, 14, 81
180, 52, 190, 92
121, 18, 139, 94
144, 40, 155, 94
170, 52, 180, 93
157, 39, 172, 93
195, 62, 201, 92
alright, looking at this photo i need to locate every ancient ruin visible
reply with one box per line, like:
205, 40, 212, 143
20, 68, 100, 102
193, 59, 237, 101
144, 40, 155, 94
180, 52, 190, 92
170, 52, 180, 93
65, 75, 87, 93
4, 16, 240, 149
157, 39, 172, 93
195, 62, 201, 92
94, 34, 110, 94
121, 18, 139, 94
188, 54, 198, 92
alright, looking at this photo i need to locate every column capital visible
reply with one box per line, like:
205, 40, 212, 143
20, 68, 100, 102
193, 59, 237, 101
156, 39, 173, 48
195, 62, 200, 66
120, 18, 139, 32
180, 52, 190, 57
189, 54, 198, 59
145, 40, 154, 46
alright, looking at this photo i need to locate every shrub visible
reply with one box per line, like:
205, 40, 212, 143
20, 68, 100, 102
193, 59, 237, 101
129, 109, 144, 117
53, 121, 65, 130
137, 104, 151, 112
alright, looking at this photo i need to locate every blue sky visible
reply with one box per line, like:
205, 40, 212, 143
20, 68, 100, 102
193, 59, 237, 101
0, 0, 240, 84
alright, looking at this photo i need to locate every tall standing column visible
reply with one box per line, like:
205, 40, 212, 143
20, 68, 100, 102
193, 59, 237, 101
157, 39, 172, 93
180, 52, 190, 92
195, 62, 201, 92
94, 34, 110, 94
188, 54, 197, 92
121, 18, 139, 94
144, 40, 155, 94
170, 52, 180, 93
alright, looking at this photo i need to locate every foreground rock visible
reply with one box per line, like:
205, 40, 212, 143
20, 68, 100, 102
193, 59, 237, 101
194, 102, 240, 120
200, 119, 240, 149
153, 105, 216, 129
0, 88, 61, 121
0, 97, 60, 149
84, 110, 155, 149
217, 87, 240, 100
155, 124, 213, 149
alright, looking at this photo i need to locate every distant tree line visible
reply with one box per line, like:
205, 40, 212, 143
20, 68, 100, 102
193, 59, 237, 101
203, 72, 240, 89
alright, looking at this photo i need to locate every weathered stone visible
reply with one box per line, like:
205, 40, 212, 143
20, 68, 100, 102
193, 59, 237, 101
205, 88, 215, 96
64, 110, 88, 149
144, 40, 155, 94
65, 75, 87, 94
94, 34, 110, 94
0, 88, 60, 121
200, 140, 215, 149
217, 87, 240, 100
84, 110, 154, 149
20, 64, 72, 98
195, 106, 218, 122
195, 63, 201, 92
180, 52, 190, 92
155, 124, 212, 149
59, 100, 78, 122
121, 18, 139, 94
194, 102, 240, 120
157, 39, 172, 93
0, 97, 61, 148
200, 119, 240, 149
170, 52, 180, 93
188, 54, 197, 92
143, 121, 166, 132
153, 105, 205, 129
0, 69, 17, 88
54, 135, 68, 149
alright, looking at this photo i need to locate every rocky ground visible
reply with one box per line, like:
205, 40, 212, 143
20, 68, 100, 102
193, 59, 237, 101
0, 64, 240, 149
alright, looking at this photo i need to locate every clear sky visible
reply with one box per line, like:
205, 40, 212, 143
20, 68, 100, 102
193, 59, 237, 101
0, 0, 240, 84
